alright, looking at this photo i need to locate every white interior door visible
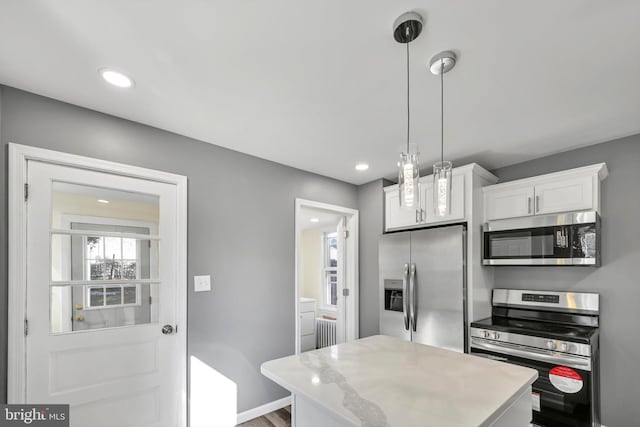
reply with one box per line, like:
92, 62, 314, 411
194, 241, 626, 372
25, 160, 185, 427
335, 217, 347, 344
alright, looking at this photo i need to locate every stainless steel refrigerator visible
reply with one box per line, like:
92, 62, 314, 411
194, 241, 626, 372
379, 224, 467, 352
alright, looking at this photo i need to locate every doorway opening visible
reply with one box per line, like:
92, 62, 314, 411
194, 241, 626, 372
294, 199, 358, 354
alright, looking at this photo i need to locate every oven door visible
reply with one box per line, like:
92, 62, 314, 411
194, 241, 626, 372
471, 338, 595, 427
483, 223, 573, 265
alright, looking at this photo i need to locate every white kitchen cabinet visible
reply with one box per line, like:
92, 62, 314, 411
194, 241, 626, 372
534, 175, 593, 215
299, 298, 317, 352
484, 185, 534, 221
384, 187, 420, 231
384, 163, 497, 232
423, 173, 465, 223
483, 163, 607, 221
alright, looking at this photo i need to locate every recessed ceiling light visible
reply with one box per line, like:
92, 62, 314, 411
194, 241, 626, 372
97, 199, 110, 204
100, 69, 134, 88
355, 163, 369, 171
310, 218, 320, 223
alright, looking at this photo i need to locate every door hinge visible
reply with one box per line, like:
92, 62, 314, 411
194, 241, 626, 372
24, 319, 28, 336
342, 288, 350, 297
343, 230, 349, 239
149, 296, 152, 305
24, 183, 29, 201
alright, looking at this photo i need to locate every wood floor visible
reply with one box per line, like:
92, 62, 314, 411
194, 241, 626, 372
237, 406, 291, 427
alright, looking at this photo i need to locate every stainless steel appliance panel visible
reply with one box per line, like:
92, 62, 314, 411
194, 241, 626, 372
492, 289, 599, 314
410, 225, 466, 352
379, 232, 411, 341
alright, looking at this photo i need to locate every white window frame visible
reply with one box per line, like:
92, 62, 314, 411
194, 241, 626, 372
320, 231, 338, 312
85, 284, 142, 310
59, 214, 158, 312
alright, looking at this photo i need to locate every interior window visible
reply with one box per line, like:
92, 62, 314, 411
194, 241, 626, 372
323, 232, 338, 307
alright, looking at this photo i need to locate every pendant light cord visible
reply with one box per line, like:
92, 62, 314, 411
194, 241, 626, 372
440, 58, 444, 164
406, 36, 410, 153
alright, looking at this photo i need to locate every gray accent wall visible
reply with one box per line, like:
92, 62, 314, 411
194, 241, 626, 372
355, 179, 385, 338
491, 134, 640, 427
0, 86, 358, 411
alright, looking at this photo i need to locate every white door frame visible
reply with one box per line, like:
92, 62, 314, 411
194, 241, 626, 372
7, 143, 188, 421
294, 198, 359, 354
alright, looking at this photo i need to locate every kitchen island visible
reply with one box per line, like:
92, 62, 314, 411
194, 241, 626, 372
261, 335, 537, 427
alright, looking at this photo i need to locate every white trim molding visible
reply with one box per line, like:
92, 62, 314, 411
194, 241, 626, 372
294, 198, 359, 354
236, 396, 292, 425
7, 143, 188, 426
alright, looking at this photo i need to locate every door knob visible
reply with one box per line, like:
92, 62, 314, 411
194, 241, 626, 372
162, 324, 174, 335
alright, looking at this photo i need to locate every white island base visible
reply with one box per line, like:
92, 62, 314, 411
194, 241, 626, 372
262, 335, 537, 427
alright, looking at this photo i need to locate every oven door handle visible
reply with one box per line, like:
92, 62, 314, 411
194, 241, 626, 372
471, 338, 592, 371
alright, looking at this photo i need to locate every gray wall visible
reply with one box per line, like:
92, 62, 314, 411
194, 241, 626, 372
491, 134, 640, 427
0, 86, 358, 411
356, 179, 385, 338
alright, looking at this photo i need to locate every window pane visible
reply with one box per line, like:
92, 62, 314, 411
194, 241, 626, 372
123, 286, 137, 304
104, 237, 122, 259
326, 232, 338, 268
330, 274, 337, 306
86, 236, 104, 259
105, 287, 122, 306
122, 238, 137, 259
89, 260, 106, 280
90, 287, 105, 306
104, 260, 119, 279
120, 261, 138, 279
325, 272, 338, 306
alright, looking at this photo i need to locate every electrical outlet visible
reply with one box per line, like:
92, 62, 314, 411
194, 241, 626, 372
194, 275, 211, 292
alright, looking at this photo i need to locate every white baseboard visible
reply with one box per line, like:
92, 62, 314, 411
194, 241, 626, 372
236, 395, 292, 425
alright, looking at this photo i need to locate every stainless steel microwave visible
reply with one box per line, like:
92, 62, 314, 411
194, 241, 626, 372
482, 211, 600, 266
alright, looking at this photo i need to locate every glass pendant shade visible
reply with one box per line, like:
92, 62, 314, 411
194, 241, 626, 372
433, 160, 452, 216
399, 144, 420, 209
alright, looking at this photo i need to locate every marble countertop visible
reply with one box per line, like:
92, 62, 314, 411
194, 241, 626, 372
261, 335, 537, 427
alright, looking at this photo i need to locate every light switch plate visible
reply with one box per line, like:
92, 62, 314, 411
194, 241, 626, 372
194, 275, 211, 292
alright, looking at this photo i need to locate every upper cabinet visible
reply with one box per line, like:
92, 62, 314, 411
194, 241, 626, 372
384, 163, 498, 232
484, 185, 535, 220
483, 163, 608, 221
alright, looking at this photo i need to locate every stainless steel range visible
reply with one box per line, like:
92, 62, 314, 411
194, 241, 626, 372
470, 289, 600, 427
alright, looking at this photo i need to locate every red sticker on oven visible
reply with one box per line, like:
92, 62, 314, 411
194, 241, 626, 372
549, 366, 583, 393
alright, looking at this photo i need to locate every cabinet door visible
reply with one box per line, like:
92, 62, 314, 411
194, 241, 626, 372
534, 175, 593, 215
384, 187, 419, 231
485, 185, 535, 220
423, 174, 465, 223
300, 311, 315, 336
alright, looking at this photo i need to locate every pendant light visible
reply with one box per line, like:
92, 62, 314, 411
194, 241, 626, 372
429, 51, 457, 217
393, 12, 423, 209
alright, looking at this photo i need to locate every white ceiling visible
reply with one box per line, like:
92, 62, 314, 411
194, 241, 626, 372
1, 1, 639, 185
299, 207, 342, 231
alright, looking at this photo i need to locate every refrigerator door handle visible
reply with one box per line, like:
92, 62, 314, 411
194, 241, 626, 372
402, 264, 410, 331
409, 263, 417, 332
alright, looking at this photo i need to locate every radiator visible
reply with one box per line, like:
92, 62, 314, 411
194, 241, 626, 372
316, 318, 336, 349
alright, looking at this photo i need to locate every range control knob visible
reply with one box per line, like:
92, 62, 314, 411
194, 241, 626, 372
483, 330, 491, 339
546, 340, 557, 351
559, 342, 569, 352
